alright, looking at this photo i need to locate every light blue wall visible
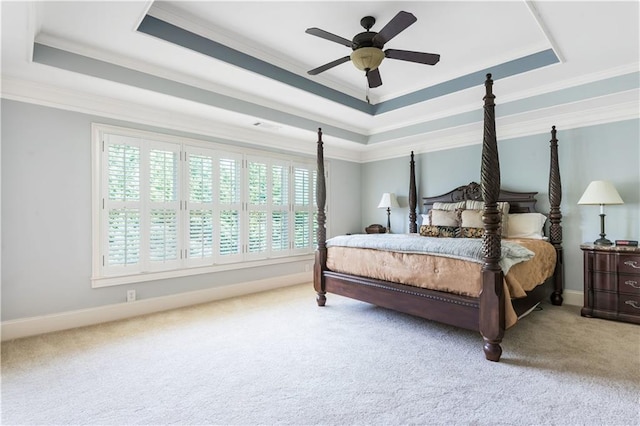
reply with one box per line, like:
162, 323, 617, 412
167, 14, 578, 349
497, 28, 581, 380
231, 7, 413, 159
0, 99, 361, 321
362, 119, 640, 293
2, 97, 638, 321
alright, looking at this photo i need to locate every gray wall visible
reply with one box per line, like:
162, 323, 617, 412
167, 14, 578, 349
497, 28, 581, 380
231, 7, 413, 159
362, 119, 640, 293
0, 99, 361, 321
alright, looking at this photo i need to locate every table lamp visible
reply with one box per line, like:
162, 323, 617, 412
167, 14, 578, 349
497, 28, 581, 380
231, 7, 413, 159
577, 180, 624, 246
377, 192, 399, 233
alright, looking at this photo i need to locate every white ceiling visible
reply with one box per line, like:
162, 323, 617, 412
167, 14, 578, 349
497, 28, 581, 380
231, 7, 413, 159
1, 1, 638, 161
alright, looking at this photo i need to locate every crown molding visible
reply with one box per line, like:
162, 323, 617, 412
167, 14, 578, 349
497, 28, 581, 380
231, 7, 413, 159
361, 89, 640, 163
2, 77, 637, 165
0, 76, 364, 163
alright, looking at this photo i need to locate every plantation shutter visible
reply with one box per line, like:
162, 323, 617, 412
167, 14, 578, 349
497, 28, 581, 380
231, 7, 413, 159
217, 153, 243, 262
102, 135, 182, 275
292, 164, 315, 254
145, 141, 182, 272
271, 162, 290, 256
312, 169, 319, 247
246, 157, 268, 259
185, 148, 215, 267
103, 135, 142, 275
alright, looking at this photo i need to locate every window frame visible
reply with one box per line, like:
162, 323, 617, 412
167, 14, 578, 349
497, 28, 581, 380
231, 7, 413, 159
91, 123, 326, 288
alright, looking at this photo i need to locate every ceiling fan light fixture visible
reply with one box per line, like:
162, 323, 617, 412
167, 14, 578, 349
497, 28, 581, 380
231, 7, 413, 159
350, 47, 384, 71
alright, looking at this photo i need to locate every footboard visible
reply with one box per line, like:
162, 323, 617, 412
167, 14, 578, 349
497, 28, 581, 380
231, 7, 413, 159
324, 271, 480, 331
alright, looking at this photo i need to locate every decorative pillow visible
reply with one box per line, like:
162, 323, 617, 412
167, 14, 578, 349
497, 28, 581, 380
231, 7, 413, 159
432, 201, 466, 211
459, 227, 484, 238
459, 209, 484, 228
428, 209, 460, 227
507, 213, 547, 239
420, 225, 459, 238
465, 200, 510, 236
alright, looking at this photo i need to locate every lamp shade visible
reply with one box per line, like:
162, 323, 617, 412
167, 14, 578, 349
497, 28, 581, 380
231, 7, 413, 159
351, 47, 385, 71
377, 193, 399, 209
577, 181, 624, 205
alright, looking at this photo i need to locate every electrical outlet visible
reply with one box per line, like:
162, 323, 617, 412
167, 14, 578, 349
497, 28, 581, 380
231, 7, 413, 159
126, 289, 136, 302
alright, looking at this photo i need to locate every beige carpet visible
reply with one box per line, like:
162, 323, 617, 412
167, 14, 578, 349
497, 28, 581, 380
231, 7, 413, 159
2, 283, 639, 425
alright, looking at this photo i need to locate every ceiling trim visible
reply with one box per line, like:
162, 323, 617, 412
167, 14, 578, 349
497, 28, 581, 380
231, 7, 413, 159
3, 73, 637, 166
27, 40, 640, 152
373, 49, 559, 114
368, 71, 640, 145
138, 14, 373, 114
32, 42, 368, 145
137, 14, 560, 116
361, 89, 640, 163
0, 75, 363, 163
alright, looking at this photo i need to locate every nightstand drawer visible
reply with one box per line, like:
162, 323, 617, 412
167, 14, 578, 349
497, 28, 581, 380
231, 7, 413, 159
619, 255, 640, 275
591, 253, 616, 272
619, 296, 640, 315
619, 276, 640, 296
592, 292, 640, 314
590, 271, 616, 292
591, 272, 640, 295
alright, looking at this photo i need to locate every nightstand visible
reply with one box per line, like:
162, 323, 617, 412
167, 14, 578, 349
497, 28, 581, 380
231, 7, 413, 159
581, 244, 640, 324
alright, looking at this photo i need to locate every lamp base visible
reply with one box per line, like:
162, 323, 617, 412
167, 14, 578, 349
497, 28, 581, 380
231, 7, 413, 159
594, 213, 612, 246
593, 237, 613, 246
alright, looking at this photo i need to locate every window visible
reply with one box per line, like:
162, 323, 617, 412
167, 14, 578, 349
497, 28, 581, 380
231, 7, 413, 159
93, 124, 322, 286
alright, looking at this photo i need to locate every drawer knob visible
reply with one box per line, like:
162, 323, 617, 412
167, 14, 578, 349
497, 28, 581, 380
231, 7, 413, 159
625, 300, 640, 310
623, 260, 640, 269
624, 280, 640, 289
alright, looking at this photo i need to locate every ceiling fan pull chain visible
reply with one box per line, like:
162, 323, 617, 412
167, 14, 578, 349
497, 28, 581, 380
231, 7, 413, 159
365, 78, 371, 104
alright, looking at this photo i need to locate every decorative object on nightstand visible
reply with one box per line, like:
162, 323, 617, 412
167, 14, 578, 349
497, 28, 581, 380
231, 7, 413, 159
581, 244, 640, 324
377, 192, 399, 233
577, 180, 624, 246
365, 224, 386, 234
616, 239, 639, 247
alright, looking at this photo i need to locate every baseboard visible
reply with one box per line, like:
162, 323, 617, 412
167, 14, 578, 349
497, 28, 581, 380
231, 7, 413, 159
1, 278, 583, 341
1, 272, 312, 341
562, 289, 583, 307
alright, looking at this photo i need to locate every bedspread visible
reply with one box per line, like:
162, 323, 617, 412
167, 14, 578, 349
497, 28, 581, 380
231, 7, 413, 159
326, 233, 534, 274
326, 236, 556, 328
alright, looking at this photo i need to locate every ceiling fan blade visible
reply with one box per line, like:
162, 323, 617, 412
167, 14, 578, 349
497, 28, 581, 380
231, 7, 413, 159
307, 56, 351, 75
385, 49, 440, 65
305, 28, 353, 48
366, 68, 382, 88
372, 11, 417, 46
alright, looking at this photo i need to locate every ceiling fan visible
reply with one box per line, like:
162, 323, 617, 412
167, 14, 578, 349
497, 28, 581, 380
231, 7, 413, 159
305, 11, 440, 89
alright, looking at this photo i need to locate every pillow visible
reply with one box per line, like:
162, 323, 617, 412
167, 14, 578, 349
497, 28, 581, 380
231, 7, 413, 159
507, 213, 547, 239
419, 225, 459, 238
428, 209, 460, 227
432, 201, 466, 211
459, 227, 484, 238
460, 209, 484, 228
465, 200, 510, 236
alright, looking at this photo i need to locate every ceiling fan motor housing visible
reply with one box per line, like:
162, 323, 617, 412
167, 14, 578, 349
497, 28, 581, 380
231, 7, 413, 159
352, 31, 382, 50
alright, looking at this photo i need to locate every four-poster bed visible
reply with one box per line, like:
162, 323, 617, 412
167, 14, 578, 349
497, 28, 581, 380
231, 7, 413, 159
313, 74, 564, 361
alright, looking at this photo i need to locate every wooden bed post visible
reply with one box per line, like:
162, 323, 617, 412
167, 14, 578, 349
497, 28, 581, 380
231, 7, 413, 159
314, 128, 327, 306
409, 151, 417, 233
548, 125, 564, 305
479, 73, 505, 362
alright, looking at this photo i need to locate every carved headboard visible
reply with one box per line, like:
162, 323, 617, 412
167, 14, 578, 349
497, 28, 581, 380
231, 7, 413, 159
423, 182, 539, 214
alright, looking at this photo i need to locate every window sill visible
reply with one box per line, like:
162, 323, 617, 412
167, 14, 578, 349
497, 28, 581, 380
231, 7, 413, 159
91, 254, 315, 288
